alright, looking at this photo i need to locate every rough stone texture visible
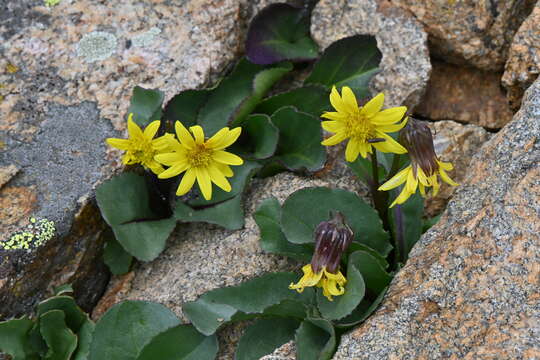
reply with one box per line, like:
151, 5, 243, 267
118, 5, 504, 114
415, 60, 514, 129
426, 120, 493, 217
311, 0, 431, 109
333, 78, 540, 360
391, 0, 536, 71
502, 0, 540, 111
260, 341, 296, 360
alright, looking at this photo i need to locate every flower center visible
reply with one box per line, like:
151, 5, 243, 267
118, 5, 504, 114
347, 112, 374, 142
187, 144, 212, 168
129, 138, 154, 165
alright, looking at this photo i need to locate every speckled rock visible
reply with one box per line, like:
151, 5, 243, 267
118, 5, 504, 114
502, 0, 540, 110
391, 0, 536, 71
333, 77, 540, 360
426, 120, 493, 217
260, 341, 296, 360
415, 60, 514, 129
311, 0, 431, 109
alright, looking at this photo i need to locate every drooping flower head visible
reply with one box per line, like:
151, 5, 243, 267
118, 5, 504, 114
379, 119, 458, 207
154, 121, 243, 201
106, 113, 172, 175
321, 86, 408, 162
289, 212, 353, 301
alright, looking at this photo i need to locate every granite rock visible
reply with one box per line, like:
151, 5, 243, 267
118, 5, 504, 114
311, 0, 431, 109
415, 60, 514, 129
391, 0, 536, 71
502, 0, 540, 110
333, 77, 540, 360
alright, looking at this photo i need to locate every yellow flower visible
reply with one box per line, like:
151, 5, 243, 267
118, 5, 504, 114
289, 264, 346, 301
321, 86, 408, 162
106, 114, 172, 175
154, 121, 243, 200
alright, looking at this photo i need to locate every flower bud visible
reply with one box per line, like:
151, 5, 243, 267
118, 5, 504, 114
399, 118, 439, 177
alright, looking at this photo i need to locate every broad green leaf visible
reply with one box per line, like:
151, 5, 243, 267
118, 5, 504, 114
270, 107, 326, 172
348, 251, 391, 295
246, 3, 318, 65
163, 89, 210, 128
295, 318, 336, 360
254, 85, 330, 118
335, 286, 388, 329
0, 316, 34, 360
263, 299, 309, 319
391, 192, 424, 261
316, 260, 365, 320
73, 320, 95, 360
89, 301, 180, 360
305, 35, 381, 96
235, 318, 300, 360
188, 161, 261, 207
37, 296, 87, 333
347, 155, 387, 186
232, 114, 279, 160
197, 59, 291, 135
136, 325, 218, 360
53, 284, 74, 296
347, 242, 389, 270
280, 187, 391, 255
175, 194, 244, 230
39, 310, 78, 360
183, 272, 312, 336
253, 197, 312, 262
127, 86, 164, 127
103, 231, 133, 275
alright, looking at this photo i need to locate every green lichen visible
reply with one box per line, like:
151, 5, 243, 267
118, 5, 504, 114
44, 0, 61, 7
77, 31, 118, 63
1, 217, 56, 251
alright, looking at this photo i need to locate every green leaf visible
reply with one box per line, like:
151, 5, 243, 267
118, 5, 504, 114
270, 106, 326, 172
254, 85, 330, 118
37, 296, 87, 333
88, 301, 181, 360
96, 172, 176, 261
53, 284, 74, 296
188, 161, 261, 207
39, 310, 78, 360
348, 251, 391, 295
391, 192, 424, 261
197, 59, 291, 135
73, 320, 95, 360
253, 197, 312, 262
335, 286, 388, 329
232, 114, 279, 160
295, 318, 336, 360
103, 230, 133, 275
136, 325, 218, 360
235, 318, 300, 360
316, 259, 365, 320
347, 242, 389, 270
163, 89, 210, 128
127, 86, 164, 127
305, 35, 381, 96
183, 272, 313, 336
0, 316, 34, 360
246, 3, 318, 65
280, 187, 391, 256
175, 194, 244, 230
347, 156, 387, 186
263, 300, 309, 319
423, 214, 441, 233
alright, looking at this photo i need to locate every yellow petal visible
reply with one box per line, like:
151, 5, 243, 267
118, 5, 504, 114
176, 168, 196, 196
419, 183, 426, 197
321, 111, 347, 121
439, 168, 459, 186
345, 139, 361, 162
205, 127, 229, 148
190, 125, 205, 145
158, 163, 188, 179
375, 116, 408, 133
215, 163, 234, 177
341, 86, 359, 113
212, 150, 243, 165
371, 106, 407, 125
321, 121, 343, 133
360, 93, 384, 117
289, 265, 323, 291
106, 138, 131, 150
405, 167, 418, 194
175, 121, 195, 149
143, 120, 161, 139
208, 165, 232, 192
389, 186, 413, 208
438, 160, 454, 171
329, 86, 348, 114
127, 115, 144, 139
212, 127, 242, 150
374, 131, 407, 154
154, 153, 185, 167
321, 132, 348, 146
146, 160, 164, 175
432, 175, 440, 196
379, 166, 411, 191
359, 142, 370, 159
196, 167, 213, 200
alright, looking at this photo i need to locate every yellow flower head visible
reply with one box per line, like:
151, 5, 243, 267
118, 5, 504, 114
321, 86, 408, 162
106, 114, 172, 175
154, 121, 243, 201
379, 119, 458, 207
289, 264, 346, 301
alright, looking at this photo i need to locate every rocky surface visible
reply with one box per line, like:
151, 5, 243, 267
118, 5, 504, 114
311, 0, 431, 109
333, 77, 540, 360
391, 0, 536, 71
415, 60, 513, 129
502, 0, 540, 111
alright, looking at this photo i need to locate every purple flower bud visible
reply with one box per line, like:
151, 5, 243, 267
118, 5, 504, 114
399, 118, 439, 177
310, 211, 353, 274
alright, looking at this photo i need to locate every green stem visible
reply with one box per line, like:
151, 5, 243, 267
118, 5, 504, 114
369, 152, 390, 233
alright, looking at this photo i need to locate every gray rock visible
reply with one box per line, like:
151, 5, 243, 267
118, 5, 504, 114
311, 0, 431, 109
333, 77, 540, 360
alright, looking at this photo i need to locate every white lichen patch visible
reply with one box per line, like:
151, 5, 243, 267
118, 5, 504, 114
1, 217, 56, 251
132, 27, 162, 48
77, 31, 117, 62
